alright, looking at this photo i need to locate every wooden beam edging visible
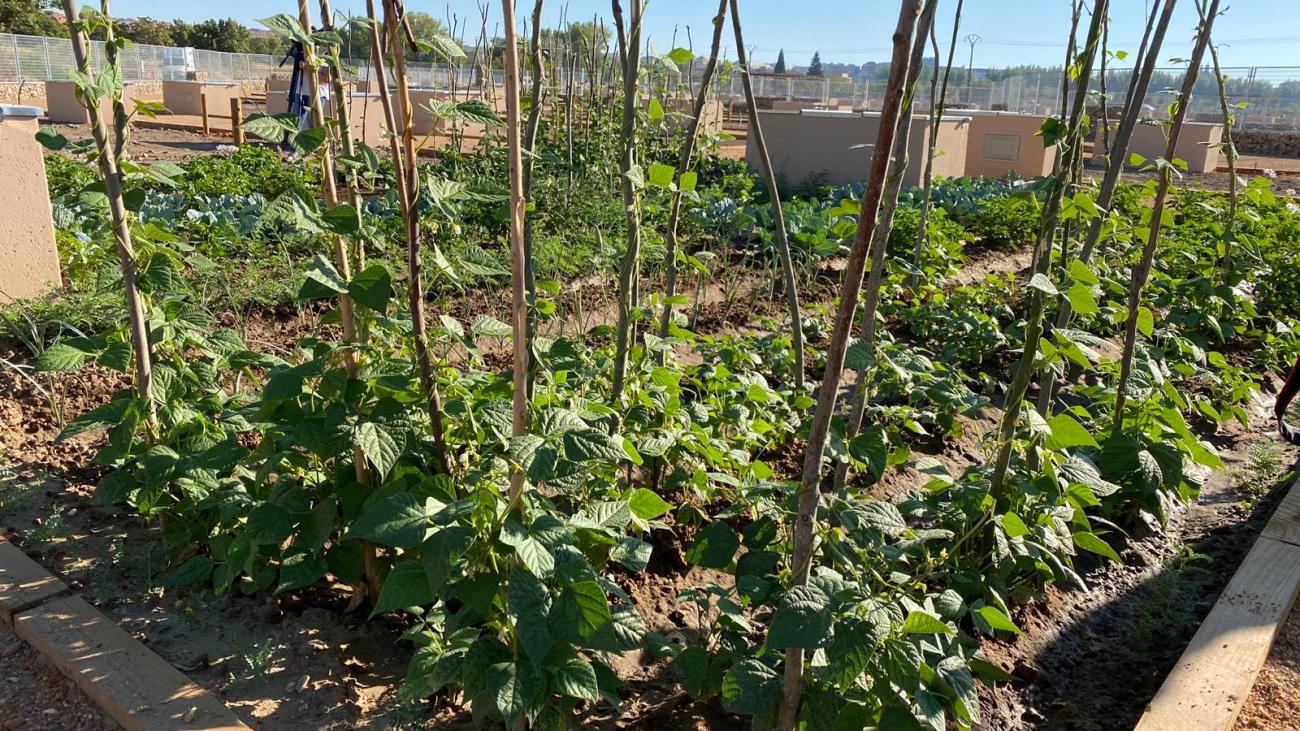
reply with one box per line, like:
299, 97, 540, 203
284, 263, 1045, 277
0, 537, 249, 730
1134, 474, 1300, 731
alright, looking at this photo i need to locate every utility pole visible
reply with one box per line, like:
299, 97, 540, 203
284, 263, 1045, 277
964, 33, 981, 100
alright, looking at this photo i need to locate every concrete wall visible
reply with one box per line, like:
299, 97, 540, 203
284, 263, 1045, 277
962, 112, 1057, 179
1093, 120, 1223, 173
748, 109, 968, 188
0, 107, 61, 301
44, 81, 150, 124
342, 94, 388, 146
656, 97, 723, 137
408, 89, 450, 136
162, 80, 241, 117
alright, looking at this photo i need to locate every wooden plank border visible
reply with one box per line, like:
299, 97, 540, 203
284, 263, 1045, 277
1135, 475, 1300, 731
0, 538, 249, 730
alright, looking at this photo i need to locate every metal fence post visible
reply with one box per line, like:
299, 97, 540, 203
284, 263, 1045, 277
10, 34, 20, 83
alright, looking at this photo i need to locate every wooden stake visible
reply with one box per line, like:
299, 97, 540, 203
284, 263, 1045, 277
775, 3, 923, 727
230, 97, 244, 145
200, 92, 209, 135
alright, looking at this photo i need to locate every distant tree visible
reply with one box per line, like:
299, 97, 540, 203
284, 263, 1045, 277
338, 14, 373, 61
1, 0, 66, 37
174, 18, 250, 53
246, 34, 287, 57
117, 17, 174, 46
808, 51, 823, 77
774, 48, 785, 73
405, 12, 446, 62
565, 20, 612, 53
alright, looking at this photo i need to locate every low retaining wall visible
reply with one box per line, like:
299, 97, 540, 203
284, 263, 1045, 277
1, 81, 164, 117
962, 111, 1057, 179
0, 105, 61, 301
162, 80, 240, 116
1093, 120, 1223, 173
748, 109, 969, 188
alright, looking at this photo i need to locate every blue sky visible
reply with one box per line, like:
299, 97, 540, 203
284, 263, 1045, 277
107, 0, 1300, 71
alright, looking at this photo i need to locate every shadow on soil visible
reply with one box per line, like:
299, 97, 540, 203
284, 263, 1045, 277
982, 444, 1300, 731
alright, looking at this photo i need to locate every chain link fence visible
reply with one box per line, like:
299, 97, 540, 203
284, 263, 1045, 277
6, 31, 1300, 129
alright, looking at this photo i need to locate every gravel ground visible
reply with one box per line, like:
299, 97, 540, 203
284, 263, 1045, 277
1235, 602, 1300, 730
0, 624, 117, 730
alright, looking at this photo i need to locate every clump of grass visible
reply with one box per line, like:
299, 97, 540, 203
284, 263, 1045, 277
1238, 438, 1287, 500
226, 637, 284, 687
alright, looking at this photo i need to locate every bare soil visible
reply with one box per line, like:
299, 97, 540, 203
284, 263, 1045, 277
38, 122, 246, 163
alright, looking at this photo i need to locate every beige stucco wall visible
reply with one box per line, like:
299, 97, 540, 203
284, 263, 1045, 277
44, 81, 150, 124
0, 108, 61, 301
162, 80, 241, 117
748, 109, 969, 188
44, 81, 88, 124
962, 112, 1057, 179
408, 89, 451, 136
1093, 120, 1223, 173
342, 94, 387, 147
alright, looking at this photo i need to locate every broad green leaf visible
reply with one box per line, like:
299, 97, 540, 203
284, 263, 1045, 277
977, 604, 1023, 635
514, 537, 555, 578
239, 111, 300, 142
163, 556, 212, 588
347, 492, 429, 549
610, 536, 652, 572
1046, 413, 1098, 449
354, 421, 402, 478
845, 500, 907, 538
848, 427, 888, 479
321, 203, 361, 235
299, 253, 348, 299
685, 522, 739, 568
508, 569, 552, 666
768, 584, 832, 649
1073, 531, 1122, 562
936, 655, 980, 725
259, 13, 312, 44
900, 610, 953, 635
551, 657, 600, 702
648, 162, 676, 189
1027, 273, 1058, 296
35, 127, 68, 150
563, 428, 626, 463
291, 127, 327, 155
1136, 306, 1155, 337
471, 314, 512, 338
667, 47, 695, 65
1001, 512, 1030, 538
277, 552, 327, 593
348, 263, 393, 313
1067, 282, 1099, 316
628, 488, 672, 520
35, 343, 89, 372
720, 659, 781, 715
553, 580, 612, 642
371, 561, 432, 615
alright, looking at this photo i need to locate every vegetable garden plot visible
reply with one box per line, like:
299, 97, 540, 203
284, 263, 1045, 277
5, 0, 1300, 729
